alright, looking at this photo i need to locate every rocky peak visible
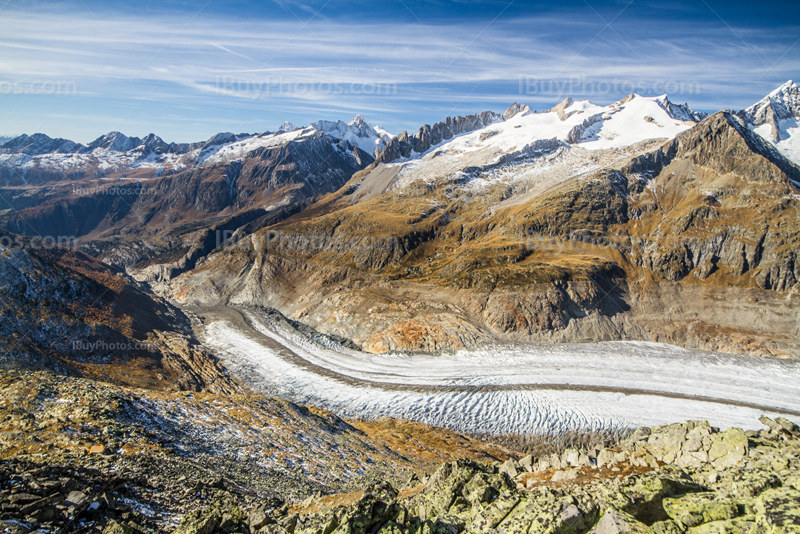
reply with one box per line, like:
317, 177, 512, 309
503, 102, 532, 120
87, 131, 138, 153
202, 131, 239, 149
655, 95, 708, 122
0, 133, 80, 155
348, 114, 370, 130
614, 93, 638, 106
741, 80, 800, 141
548, 96, 576, 121
632, 110, 800, 186
278, 121, 297, 133
310, 116, 385, 156
137, 133, 171, 155
374, 110, 501, 163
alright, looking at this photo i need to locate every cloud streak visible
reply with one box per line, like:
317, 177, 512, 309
0, 6, 797, 142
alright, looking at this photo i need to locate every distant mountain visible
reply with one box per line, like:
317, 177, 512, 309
311, 115, 392, 156
740, 80, 800, 165
364, 94, 706, 182
3, 87, 800, 361
0, 115, 391, 182
0, 126, 376, 272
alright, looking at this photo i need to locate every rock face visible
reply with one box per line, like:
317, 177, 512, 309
503, 102, 532, 120
740, 80, 800, 142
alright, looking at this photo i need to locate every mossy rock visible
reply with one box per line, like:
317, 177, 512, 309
651, 520, 682, 534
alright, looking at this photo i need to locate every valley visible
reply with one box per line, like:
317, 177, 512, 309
2, 80, 800, 533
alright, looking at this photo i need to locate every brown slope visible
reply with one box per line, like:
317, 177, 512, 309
169, 112, 800, 357
0, 230, 237, 392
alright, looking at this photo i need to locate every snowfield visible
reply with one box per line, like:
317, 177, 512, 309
387, 94, 699, 191
201, 308, 800, 435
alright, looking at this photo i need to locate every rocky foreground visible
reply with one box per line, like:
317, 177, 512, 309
1, 369, 798, 533
172, 418, 800, 534
0, 369, 511, 533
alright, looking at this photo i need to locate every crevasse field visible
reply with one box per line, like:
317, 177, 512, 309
203, 308, 800, 435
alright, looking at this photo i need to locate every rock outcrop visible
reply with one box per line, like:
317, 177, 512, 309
247, 417, 800, 534
374, 111, 502, 164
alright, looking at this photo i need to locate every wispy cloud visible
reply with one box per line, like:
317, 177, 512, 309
0, 5, 797, 142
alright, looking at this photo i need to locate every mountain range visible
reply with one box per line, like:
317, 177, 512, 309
1, 82, 799, 361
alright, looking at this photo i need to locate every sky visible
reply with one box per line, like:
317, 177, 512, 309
0, 0, 798, 143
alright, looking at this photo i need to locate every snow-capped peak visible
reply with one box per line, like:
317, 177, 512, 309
278, 121, 297, 133
310, 115, 390, 157
743, 81, 800, 165
747, 80, 800, 122
769, 80, 797, 98
387, 93, 704, 190
88, 131, 138, 153
654, 95, 708, 122
348, 114, 369, 128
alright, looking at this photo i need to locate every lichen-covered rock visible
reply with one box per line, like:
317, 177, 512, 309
174, 491, 248, 534
646, 424, 687, 464
102, 521, 145, 534
754, 486, 800, 533
685, 517, 757, 533
252, 418, 798, 534
650, 520, 682, 534
587, 508, 653, 534
662, 492, 738, 528
708, 428, 748, 469
599, 470, 703, 522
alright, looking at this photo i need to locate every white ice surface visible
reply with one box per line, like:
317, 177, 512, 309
202, 310, 800, 435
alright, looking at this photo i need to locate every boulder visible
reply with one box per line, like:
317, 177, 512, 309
646, 424, 687, 464
685, 517, 757, 533
499, 458, 519, 479
775, 417, 800, 437
650, 520, 682, 534
708, 428, 748, 469
518, 455, 534, 473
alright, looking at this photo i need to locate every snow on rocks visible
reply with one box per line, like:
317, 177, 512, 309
311, 115, 391, 156
742, 80, 800, 165
383, 94, 700, 191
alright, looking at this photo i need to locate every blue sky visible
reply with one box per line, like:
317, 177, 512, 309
0, 0, 798, 143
